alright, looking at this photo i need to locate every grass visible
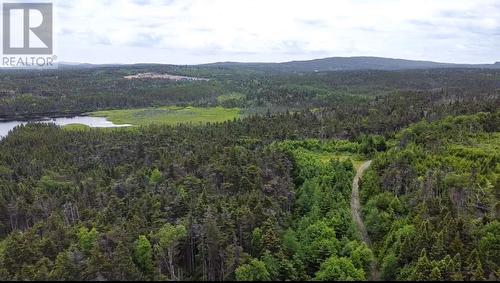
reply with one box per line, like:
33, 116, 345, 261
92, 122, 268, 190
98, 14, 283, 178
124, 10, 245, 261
90, 106, 241, 126
312, 151, 365, 170
273, 139, 365, 171
62, 124, 91, 131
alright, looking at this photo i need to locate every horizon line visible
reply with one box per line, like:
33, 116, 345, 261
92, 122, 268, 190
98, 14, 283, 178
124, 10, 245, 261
56, 55, 499, 67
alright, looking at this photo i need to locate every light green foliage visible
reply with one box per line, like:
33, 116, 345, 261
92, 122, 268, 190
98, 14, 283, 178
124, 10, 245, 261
260, 250, 281, 279
152, 224, 187, 280
235, 258, 270, 281
315, 256, 365, 281
266, 139, 371, 280
134, 236, 154, 275
37, 172, 71, 193
273, 139, 361, 183
149, 168, 163, 185
298, 220, 340, 267
0, 64, 497, 283
478, 221, 500, 272
154, 224, 187, 250
343, 240, 374, 272
62, 124, 91, 131
77, 227, 98, 252
363, 193, 407, 242
358, 134, 387, 155
91, 106, 241, 126
361, 112, 500, 281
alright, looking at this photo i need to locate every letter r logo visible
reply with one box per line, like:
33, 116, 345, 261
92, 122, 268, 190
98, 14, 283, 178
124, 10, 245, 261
3, 3, 53, 54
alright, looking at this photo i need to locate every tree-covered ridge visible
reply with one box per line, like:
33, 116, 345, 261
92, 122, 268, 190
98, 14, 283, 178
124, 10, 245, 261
0, 115, 379, 281
1, 67, 498, 119
360, 112, 500, 281
0, 106, 498, 281
0, 122, 298, 280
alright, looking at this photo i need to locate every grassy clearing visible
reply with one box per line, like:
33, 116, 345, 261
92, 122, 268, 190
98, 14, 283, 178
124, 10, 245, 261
302, 151, 365, 170
62, 124, 91, 131
272, 139, 365, 170
90, 106, 241, 126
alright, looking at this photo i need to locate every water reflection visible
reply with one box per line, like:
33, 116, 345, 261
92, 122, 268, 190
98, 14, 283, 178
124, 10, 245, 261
0, 116, 131, 139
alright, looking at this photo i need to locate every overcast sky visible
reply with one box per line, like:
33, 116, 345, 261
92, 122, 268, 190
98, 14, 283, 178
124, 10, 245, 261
54, 0, 500, 64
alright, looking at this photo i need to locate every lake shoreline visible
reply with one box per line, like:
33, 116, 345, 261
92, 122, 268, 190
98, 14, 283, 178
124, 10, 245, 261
0, 112, 88, 123
0, 116, 132, 139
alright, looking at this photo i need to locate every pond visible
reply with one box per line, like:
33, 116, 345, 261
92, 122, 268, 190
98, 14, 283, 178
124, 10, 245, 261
0, 116, 131, 139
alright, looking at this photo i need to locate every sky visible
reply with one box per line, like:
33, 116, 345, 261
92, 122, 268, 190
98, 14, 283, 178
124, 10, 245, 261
51, 0, 500, 64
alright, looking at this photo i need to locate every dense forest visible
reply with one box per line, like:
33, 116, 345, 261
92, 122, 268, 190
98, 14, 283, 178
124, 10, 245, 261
360, 112, 499, 281
0, 66, 498, 119
0, 65, 498, 281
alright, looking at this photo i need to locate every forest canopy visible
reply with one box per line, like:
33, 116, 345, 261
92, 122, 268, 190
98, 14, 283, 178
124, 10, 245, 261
0, 65, 498, 281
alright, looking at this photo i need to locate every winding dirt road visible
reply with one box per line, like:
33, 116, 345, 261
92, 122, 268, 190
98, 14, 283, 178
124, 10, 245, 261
351, 160, 379, 280
351, 160, 372, 244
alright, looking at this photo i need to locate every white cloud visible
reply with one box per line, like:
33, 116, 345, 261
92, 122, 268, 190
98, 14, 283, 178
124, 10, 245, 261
54, 0, 500, 64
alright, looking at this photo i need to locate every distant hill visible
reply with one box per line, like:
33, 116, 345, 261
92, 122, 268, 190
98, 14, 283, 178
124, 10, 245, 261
58, 62, 123, 69
203, 56, 500, 72
55, 57, 500, 72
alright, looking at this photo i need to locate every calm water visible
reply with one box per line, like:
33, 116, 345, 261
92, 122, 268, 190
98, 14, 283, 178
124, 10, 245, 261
0, 116, 131, 139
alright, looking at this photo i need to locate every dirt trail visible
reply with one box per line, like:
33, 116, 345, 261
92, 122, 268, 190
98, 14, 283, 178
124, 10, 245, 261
351, 160, 380, 280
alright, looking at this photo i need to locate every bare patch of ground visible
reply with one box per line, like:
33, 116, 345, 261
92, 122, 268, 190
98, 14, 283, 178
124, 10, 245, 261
124, 73, 210, 81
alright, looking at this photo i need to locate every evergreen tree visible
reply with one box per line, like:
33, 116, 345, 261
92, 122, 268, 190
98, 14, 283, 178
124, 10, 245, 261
235, 259, 270, 281
411, 249, 431, 280
133, 236, 154, 277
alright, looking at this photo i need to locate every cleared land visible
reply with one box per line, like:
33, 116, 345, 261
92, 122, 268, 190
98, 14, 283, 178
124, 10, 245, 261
124, 73, 210, 81
90, 106, 241, 126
